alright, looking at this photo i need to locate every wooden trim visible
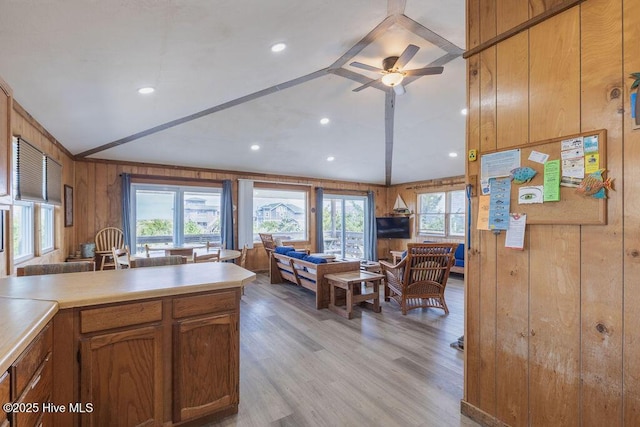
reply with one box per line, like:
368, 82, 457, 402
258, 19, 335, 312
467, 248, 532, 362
462, 0, 587, 59
321, 188, 368, 196
130, 174, 223, 187
460, 400, 510, 427
403, 175, 466, 190
253, 182, 312, 192
12, 101, 75, 160
79, 157, 388, 189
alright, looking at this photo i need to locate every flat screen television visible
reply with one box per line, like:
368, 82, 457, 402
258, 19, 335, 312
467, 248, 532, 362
376, 216, 410, 239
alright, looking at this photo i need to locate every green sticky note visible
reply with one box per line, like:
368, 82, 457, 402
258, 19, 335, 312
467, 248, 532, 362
543, 159, 560, 202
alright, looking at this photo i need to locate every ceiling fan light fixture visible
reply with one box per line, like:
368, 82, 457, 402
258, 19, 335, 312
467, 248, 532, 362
381, 72, 404, 87
137, 87, 155, 94
271, 42, 286, 52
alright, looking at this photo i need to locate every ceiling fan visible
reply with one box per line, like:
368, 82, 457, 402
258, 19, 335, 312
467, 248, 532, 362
350, 44, 444, 94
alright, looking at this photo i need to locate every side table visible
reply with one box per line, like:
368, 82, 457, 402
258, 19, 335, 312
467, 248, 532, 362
326, 271, 384, 319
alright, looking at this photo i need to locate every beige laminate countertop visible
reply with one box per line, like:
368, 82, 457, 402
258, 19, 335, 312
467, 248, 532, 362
0, 298, 58, 373
0, 262, 256, 310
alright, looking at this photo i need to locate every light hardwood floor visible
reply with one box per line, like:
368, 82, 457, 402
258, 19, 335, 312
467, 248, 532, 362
210, 273, 478, 427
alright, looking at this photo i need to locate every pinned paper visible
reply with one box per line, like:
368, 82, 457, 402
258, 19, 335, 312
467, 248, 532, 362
488, 177, 511, 230
477, 195, 490, 230
561, 137, 583, 151
585, 153, 600, 174
543, 160, 561, 202
584, 135, 599, 153
518, 186, 543, 204
528, 150, 549, 164
505, 213, 527, 250
562, 157, 585, 179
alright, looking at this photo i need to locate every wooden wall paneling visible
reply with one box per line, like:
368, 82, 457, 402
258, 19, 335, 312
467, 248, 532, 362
623, 0, 640, 424
528, 8, 581, 425
494, 29, 530, 427
529, 0, 568, 17
0, 77, 11, 198
465, 53, 482, 406
479, 49, 497, 153
579, 0, 624, 425
107, 165, 121, 232
496, 0, 529, 34
496, 33, 529, 149
468, 0, 480, 50
75, 161, 95, 245
94, 162, 108, 231
480, 0, 497, 45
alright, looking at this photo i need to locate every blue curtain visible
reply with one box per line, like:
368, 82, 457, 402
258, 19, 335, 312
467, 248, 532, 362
315, 187, 324, 253
221, 180, 234, 249
121, 173, 132, 249
364, 190, 377, 261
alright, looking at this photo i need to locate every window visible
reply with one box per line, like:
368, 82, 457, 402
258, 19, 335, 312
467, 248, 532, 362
13, 202, 34, 262
322, 195, 366, 259
40, 204, 55, 253
253, 187, 307, 242
131, 184, 221, 254
417, 190, 465, 237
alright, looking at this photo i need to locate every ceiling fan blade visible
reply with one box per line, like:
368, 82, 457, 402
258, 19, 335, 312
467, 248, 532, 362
393, 84, 406, 95
403, 66, 444, 76
394, 44, 420, 69
353, 78, 381, 92
350, 61, 384, 73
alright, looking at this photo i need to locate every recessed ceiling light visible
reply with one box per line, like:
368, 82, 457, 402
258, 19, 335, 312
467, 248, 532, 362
271, 43, 286, 52
327, 156, 335, 162
250, 144, 260, 151
449, 152, 458, 158
460, 108, 468, 115
320, 118, 330, 125
138, 87, 155, 94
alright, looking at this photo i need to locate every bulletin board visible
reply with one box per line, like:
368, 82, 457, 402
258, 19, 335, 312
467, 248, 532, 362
478, 129, 607, 225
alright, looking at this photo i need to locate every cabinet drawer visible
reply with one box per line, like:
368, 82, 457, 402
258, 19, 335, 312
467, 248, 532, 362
11, 324, 52, 398
0, 371, 9, 426
81, 300, 163, 333
13, 355, 52, 427
173, 291, 237, 319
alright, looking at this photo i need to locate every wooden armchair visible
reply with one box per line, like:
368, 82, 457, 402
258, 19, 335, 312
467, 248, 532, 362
259, 233, 276, 255
17, 261, 95, 276
95, 227, 124, 270
380, 243, 458, 315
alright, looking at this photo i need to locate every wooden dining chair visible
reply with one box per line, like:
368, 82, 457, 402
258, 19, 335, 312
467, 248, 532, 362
17, 261, 95, 276
94, 227, 124, 270
112, 246, 131, 270
259, 233, 276, 256
131, 255, 186, 268
192, 249, 220, 263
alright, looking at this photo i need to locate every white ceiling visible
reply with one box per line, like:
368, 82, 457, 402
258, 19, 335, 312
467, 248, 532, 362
0, 0, 466, 185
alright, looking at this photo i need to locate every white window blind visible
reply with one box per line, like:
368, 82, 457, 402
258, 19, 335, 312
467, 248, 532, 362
45, 157, 62, 205
15, 138, 45, 202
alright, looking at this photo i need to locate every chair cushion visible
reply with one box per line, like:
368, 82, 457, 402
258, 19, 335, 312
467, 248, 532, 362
303, 255, 328, 264
274, 246, 296, 254
454, 244, 465, 265
455, 259, 464, 267
287, 251, 307, 259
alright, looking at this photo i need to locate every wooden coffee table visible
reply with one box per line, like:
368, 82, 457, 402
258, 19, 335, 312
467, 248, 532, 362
325, 270, 384, 319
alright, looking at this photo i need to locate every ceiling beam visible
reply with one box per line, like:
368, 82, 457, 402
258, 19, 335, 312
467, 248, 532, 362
395, 14, 464, 55
384, 90, 395, 186
328, 15, 396, 71
76, 68, 329, 158
387, 0, 407, 16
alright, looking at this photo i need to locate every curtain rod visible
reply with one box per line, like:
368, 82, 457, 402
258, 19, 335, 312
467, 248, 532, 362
121, 173, 223, 184
238, 178, 313, 187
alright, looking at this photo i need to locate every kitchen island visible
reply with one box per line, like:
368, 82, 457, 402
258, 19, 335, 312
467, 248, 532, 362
0, 262, 255, 427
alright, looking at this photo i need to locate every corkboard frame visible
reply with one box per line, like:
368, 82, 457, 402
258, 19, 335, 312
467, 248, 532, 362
480, 129, 607, 225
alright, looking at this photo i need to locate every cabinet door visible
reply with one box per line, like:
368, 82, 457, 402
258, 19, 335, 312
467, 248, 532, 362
0, 78, 11, 197
80, 326, 163, 427
173, 313, 238, 422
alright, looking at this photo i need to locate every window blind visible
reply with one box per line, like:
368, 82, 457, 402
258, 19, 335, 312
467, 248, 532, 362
15, 138, 45, 202
45, 157, 62, 205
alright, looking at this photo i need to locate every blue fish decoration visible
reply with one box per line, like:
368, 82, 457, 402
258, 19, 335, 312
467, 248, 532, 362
510, 167, 537, 184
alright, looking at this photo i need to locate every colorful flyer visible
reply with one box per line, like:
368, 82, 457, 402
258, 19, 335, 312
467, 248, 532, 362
543, 159, 561, 202
583, 135, 599, 153
488, 177, 511, 230
585, 153, 600, 174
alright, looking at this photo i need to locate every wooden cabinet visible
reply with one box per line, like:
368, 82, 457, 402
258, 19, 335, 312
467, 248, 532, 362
0, 77, 12, 197
0, 371, 9, 427
173, 314, 237, 422
80, 326, 163, 426
62, 288, 240, 426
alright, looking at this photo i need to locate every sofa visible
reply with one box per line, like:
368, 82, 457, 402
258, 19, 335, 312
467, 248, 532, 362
450, 243, 465, 275
269, 247, 360, 309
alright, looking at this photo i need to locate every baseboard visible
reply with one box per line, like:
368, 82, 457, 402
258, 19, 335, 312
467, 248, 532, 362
460, 400, 511, 427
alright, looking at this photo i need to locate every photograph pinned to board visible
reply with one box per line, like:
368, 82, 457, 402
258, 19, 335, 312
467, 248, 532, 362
505, 213, 527, 250
480, 148, 520, 195
518, 186, 544, 204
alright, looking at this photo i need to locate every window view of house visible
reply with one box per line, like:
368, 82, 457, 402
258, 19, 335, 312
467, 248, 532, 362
322, 195, 366, 259
418, 190, 465, 237
132, 184, 221, 253
253, 188, 307, 242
